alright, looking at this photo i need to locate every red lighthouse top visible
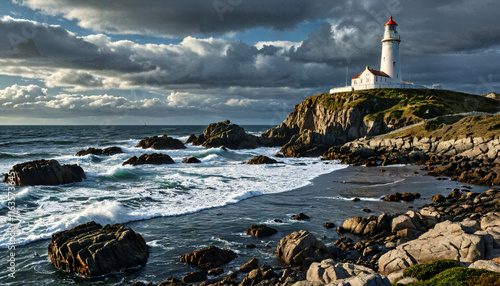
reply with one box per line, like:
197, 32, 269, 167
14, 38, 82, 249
385, 16, 398, 26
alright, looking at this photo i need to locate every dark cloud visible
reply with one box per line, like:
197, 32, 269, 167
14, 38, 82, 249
15, 0, 341, 37
1, 0, 499, 124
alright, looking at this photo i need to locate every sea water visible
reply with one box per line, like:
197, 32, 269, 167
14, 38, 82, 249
0, 125, 348, 285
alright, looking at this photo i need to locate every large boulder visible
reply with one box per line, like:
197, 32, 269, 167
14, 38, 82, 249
246, 225, 277, 237
276, 230, 331, 268
278, 133, 326, 158
189, 120, 266, 149
182, 157, 201, 163
341, 214, 392, 237
180, 246, 237, 269
75, 147, 123, 156
122, 153, 175, 166
306, 259, 376, 284
378, 220, 493, 275
3, 159, 86, 186
136, 134, 186, 150
383, 192, 421, 202
47, 221, 148, 277
247, 155, 279, 164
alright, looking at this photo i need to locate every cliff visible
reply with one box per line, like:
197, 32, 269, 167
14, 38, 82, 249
262, 89, 500, 157
324, 114, 500, 185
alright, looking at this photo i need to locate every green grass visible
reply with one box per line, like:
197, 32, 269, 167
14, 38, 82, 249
308, 89, 500, 135
386, 114, 500, 140
403, 259, 458, 281
395, 260, 500, 286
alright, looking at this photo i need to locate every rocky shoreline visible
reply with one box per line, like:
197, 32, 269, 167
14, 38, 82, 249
113, 187, 499, 286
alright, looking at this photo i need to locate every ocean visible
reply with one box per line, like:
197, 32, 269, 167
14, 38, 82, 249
0, 125, 349, 285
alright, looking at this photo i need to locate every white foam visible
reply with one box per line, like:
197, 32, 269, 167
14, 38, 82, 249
0, 146, 347, 248
317, 196, 382, 202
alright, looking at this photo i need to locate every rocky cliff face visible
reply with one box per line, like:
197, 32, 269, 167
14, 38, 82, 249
262, 89, 500, 157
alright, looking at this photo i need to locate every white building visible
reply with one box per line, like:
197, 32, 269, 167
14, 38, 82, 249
330, 16, 425, 93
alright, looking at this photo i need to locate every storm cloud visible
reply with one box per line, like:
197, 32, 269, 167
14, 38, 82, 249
0, 0, 498, 123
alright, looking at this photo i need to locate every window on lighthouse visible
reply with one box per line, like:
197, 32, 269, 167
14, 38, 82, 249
393, 62, 396, 68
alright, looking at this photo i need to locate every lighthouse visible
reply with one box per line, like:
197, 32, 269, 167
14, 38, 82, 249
330, 16, 426, 93
380, 16, 402, 82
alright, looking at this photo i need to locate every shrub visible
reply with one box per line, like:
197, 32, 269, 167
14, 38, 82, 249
403, 259, 458, 281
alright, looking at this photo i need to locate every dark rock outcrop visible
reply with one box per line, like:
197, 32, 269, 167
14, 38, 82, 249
293, 212, 310, 220
239, 258, 259, 272
47, 221, 149, 277
277, 132, 327, 158
183, 270, 208, 283
246, 155, 279, 164
136, 135, 186, 150
245, 225, 277, 237
383, 192, 421, 202
75, 147, 123, 156
182, 157, 201, 163
3, 159, 86, 186
263, 89, 499, 158
179, 246, 237, 269
323, 115, 500, 186
123, 153, 175, 166
188, 120, 267, 150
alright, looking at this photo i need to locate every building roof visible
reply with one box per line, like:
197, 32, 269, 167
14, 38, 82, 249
385, 16, 398, 26
352, 69, 390, 79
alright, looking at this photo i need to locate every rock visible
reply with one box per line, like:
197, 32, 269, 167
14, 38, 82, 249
306, 259, 376, 284
200, 277, 239, 286
182, 157, 201, 163
278, 133, 326, 158
480, 212, 500, 230
325, 222, 336, 229
247, 155, 279, 164
293, 212, 310, 220
352, 198, 361, 202
3, 159, 86, 186
239, 258, 259, 272
245, 244, 256, 249
326, 273, 392, 286
75, 147, 123, 156
383, 192, 421, 202
468, 260, 500, 272
378, 220, 492, 275
396, 277, 418, 284
208, 268, 223, 276
391, 215, 417, 233
276, 230, 331, 268
122, 153, 175, 166
179, 246, 237, 269
362, 208, 372, 213
183, 270, 208, 283
431, 194, 446, 202
246, 225, 277, 237
136, 134, 186, 150
47, 221, 148, 277
198, 120, 264, 149
446, 189, 462, 200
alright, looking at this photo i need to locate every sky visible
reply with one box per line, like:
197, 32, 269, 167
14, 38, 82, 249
0, 0, 499, 125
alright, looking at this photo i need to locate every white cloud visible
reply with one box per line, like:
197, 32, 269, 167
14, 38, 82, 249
0, 84, 47, 106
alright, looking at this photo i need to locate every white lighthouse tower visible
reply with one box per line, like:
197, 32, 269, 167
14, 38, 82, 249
380, 16, 402, 82
330, 16, 426, 93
